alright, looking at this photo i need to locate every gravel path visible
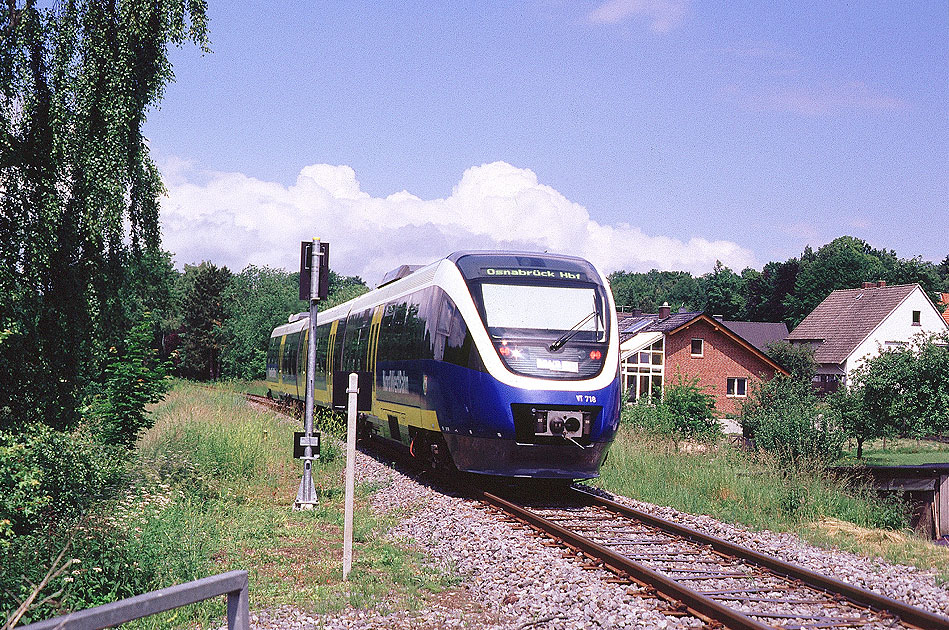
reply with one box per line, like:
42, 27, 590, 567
241, 447, 949, 630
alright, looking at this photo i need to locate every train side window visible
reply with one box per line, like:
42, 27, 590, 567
378, 302, 398, 362
393, 301, 409, 359
415, 289, 436, 361
342, 309, 372, 372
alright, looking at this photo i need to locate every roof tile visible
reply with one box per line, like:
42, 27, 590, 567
787, 284, 918, 364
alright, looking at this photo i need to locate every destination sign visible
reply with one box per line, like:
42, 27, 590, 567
482, 267, 586, 281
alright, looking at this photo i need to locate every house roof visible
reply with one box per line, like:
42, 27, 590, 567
786, 283, 918, 364
940, 294, 949, 326
721, 320, 789, 353
616, 311, 702, 344
616, 310, 788, 375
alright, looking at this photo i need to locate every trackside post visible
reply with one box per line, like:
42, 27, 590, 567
294, 238, 324, 510
343, 372, 358, 579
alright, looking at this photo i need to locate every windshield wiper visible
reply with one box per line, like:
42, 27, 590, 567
548, 311, 598, 352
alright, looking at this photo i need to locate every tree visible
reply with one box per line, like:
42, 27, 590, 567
218, 266, 368, 381
884, 256, 943, 306
178, 262, 231, 381
847, 332, 949, 444
90, 314, 170, 447
324, 270, 370, 309
699, 261, 745, 320
743, 258, 800, 323
739, 376, 843, 471
609, 269, 703, 313
784, 237, 890, 328
0, 0, 208, 429
221, 265, 306, 380
937, 255, 949, 293
765, 340, 817, 382
661, 374, 719, 439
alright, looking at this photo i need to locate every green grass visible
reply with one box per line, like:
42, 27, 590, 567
94, 382, 455, 628
593, 425, 949, 582
837, 438, 949, 466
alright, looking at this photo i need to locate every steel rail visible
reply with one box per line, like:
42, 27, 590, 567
477, 488, 773, 630
569, 486, 949, 630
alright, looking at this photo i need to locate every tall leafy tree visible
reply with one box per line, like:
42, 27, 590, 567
847, 331, 949, 445
178, 262, 231, 381
937, 255, 949, 293
699, 260, 745, 320
0, 1, 208, 429
783, 237, 889, 328
742, 258, 800, 323
221, 265, 306, 380
609, 269, 703, 313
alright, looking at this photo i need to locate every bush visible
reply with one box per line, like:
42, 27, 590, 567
0, 424, 131, 623
740, 376, 843, 471
624, 375, 719, 440
0, 423, 128, 542
88, 315, 170, 448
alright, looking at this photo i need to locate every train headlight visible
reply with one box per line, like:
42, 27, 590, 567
549, 417, 565, 435
564, 416, 581, 434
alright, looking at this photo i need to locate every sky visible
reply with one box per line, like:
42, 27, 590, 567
145, 1, 948, 284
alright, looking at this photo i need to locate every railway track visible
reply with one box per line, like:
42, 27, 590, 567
472, 484, 949, 630
244, 391, 947, 628
244, 392, 300, 416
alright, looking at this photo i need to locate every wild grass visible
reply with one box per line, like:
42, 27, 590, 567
72, 383, 453, 628
593, 426, 949, 582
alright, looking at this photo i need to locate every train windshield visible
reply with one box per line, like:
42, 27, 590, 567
478, 283, 606, 342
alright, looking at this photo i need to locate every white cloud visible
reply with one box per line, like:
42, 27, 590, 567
159, 160, 754, 284
587, 0, 688, 33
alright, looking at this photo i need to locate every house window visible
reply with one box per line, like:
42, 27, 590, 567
691, 338, 704, 357
726, 377, 747, 397
621, 338, 665, 402
912, 310, 921, 326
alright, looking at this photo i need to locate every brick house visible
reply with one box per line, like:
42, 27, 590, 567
618, 304, 788, 418
787, 282, 949, 393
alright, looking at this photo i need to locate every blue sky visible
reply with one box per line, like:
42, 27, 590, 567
145, 1, 948, 282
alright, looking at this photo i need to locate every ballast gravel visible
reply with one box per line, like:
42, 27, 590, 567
239, 447, 949, 630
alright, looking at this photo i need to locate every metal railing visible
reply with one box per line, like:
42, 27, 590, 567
17, 570, 248, 630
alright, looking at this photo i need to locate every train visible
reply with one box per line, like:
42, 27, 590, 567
266, 251, 621, 479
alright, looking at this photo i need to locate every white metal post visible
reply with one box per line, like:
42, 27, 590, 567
342, 372, 358, 580
294, 238, 321, 510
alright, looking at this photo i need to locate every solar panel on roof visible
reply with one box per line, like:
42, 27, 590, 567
622, 319, 652, 334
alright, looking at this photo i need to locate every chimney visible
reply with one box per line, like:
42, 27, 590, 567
862, 282, 875, 289
876, 280, 886, 288
658, 302, 671, 319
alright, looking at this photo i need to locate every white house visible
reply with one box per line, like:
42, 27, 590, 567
787, 282, 949, 392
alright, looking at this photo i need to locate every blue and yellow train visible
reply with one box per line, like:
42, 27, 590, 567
266, 251, 620, 479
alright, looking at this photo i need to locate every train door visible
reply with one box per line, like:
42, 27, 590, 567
327, 319, 340, 404
367, 306, 384, 412
297, 328, 308, 400
277, 335, 286, 385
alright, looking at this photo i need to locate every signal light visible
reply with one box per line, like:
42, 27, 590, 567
589, 350, 602, 360
498, 346, 511, 356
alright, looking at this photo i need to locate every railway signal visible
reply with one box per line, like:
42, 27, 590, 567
294, 238, 327, 510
